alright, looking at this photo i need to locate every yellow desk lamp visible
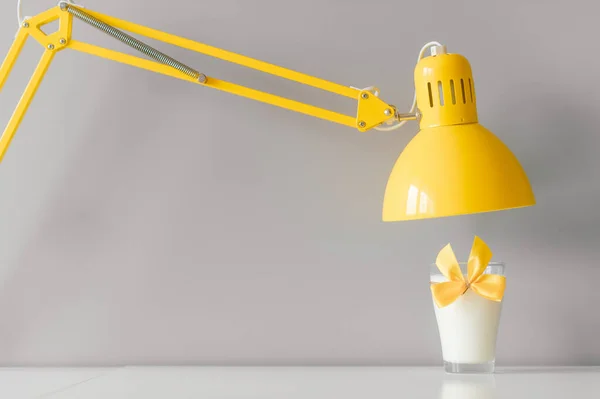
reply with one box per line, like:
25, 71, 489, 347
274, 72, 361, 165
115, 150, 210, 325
0, 1, 535, 221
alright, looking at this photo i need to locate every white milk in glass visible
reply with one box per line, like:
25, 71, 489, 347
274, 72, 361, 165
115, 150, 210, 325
431, 274, 503, 364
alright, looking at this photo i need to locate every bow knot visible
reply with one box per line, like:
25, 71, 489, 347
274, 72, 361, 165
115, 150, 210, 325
431, 236, 506, 308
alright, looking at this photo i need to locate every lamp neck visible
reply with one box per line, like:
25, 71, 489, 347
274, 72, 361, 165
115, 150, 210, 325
414, 53, 479, 129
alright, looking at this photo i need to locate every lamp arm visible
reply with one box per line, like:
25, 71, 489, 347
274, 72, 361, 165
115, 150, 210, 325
0, 3, 410, 163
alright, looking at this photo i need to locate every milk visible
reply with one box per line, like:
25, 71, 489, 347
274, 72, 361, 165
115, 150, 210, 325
431, 274, 503, 364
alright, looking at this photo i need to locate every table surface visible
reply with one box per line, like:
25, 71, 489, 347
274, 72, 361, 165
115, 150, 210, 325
0, 366, 598, 398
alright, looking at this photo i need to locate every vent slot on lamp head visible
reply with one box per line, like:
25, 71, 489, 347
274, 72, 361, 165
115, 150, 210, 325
414, 52, 478, 128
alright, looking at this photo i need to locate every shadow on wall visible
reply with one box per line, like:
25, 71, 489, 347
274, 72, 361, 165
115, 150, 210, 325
517, 99, 599, 190
475, 92, 600, 366
0, 66, 180, 364
476, 90, 600, 249
1, 65, 599, 365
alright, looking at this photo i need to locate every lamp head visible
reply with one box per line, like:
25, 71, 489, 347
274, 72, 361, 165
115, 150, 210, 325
382, 46, 535, 221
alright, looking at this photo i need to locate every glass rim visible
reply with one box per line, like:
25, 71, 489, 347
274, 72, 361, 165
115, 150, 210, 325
429, 261, 505, 267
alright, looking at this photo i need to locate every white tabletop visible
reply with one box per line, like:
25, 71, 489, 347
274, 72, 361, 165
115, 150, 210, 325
0, 366, 598, 398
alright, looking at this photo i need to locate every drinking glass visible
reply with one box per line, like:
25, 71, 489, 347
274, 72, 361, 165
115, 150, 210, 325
430, 262, 505, 373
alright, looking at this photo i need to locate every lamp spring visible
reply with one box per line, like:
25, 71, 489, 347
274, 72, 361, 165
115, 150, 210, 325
63, 3, 206, 83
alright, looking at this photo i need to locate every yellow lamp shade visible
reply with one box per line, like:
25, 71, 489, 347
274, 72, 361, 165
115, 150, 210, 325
382, 50, 535, 221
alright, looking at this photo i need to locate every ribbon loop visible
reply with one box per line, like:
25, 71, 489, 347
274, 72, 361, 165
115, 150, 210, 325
470, 274, 506, 302
435, 244, 464, 283
431, 236, 505, 308
467, 236, 493, 283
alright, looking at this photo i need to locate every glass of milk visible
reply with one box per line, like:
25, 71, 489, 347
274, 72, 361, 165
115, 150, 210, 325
430, 262, 505, 373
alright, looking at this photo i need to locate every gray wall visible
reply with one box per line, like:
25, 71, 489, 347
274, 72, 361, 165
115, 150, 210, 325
0, 0, 598, 366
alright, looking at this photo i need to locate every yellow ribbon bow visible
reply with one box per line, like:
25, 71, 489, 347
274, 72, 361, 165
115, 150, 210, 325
431, 236, 506, 308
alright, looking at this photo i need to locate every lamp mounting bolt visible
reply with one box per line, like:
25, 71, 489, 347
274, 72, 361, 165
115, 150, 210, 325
361, 92, 369, 99
59, 38, 67, 45
47, 44, 55, 50
22, 22, 29, 28
358, 121, 366, 128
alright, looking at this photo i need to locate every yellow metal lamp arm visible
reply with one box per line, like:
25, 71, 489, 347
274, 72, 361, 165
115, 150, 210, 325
0, 2, 406, 163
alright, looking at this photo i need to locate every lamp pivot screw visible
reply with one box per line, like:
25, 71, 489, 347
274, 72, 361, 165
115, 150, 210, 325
22, 22, 29, 28
198, 74, 207, 83
47, 44, 55, 50
358, 121, 366, 128
384, 109, 392, 116
361, 93, 369, 100
59, 38, 67, 45
60, 2, 69, 11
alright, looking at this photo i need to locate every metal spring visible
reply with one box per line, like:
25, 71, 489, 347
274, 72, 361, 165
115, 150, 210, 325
63, 3, 207, 83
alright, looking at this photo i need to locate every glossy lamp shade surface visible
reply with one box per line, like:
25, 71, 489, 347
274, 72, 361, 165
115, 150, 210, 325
382, 51, 535, 221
